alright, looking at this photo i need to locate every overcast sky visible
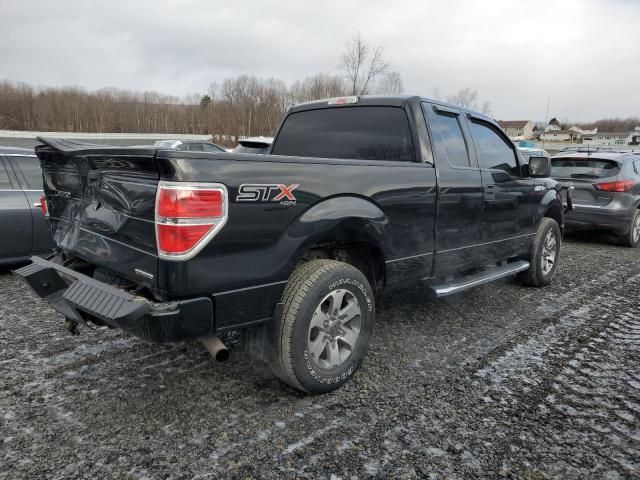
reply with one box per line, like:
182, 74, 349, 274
1, 0, 638, 122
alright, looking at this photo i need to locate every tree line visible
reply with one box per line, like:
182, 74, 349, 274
0, 33, 409, 144
2, 30, 631, 144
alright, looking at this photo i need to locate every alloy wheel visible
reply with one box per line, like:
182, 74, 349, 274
307, 289, 362, 370
541, 230, 557, 275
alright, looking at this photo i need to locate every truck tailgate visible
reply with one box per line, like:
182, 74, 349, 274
36, 138, 160, 285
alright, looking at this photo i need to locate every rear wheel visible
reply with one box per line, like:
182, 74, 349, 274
618, 209, 640, 248
273, 260, 375, 393
519, 217, 561, 287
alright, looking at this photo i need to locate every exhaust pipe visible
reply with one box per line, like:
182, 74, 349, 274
200, 336, 230, 363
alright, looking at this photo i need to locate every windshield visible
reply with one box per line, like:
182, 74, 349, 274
233, 145, 270, 154
519, 149, 549, 160
551, 158, 620, 179
154, 140, 182, 148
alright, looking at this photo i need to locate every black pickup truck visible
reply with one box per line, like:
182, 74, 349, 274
16, 95, 569, 393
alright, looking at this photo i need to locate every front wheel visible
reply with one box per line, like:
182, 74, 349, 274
519, 217, 561, 287
273, 260, 375, 393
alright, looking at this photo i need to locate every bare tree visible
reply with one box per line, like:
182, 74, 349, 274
339, 32, 389, 95
446, 87, 478, 109
443, 87, 492, 114
374, 71, 404, 95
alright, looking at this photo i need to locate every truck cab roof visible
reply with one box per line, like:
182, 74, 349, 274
289, 95, 493, 122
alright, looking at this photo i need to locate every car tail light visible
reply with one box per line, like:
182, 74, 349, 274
155, 182, 228, 260
39, 194, 49, 217
593, 179, 637, 192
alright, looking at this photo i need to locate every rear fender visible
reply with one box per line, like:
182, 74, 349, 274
286, 195, 390, 266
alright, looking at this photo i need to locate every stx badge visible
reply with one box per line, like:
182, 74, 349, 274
236, 184, 299, 206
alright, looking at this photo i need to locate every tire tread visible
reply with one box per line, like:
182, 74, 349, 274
274, 260, 358, 392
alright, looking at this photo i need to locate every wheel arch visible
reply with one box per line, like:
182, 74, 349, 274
538, 190, 564, 234
285, 195, 390, 290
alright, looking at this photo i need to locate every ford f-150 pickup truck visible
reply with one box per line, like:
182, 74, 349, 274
16, 95, 571, 393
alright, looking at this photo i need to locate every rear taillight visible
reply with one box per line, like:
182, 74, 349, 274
155, 182, 228, 260
593, 179, 637, 192
39, 194, 49, 217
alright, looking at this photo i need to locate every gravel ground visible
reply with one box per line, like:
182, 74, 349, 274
1, 234, 639, 479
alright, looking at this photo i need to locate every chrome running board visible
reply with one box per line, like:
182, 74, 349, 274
431, 260, 530, 297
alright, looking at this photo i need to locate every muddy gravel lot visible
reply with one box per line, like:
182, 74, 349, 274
1, 234, 639, 479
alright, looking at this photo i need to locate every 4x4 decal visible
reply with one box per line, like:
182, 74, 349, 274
236, 184, 299, 206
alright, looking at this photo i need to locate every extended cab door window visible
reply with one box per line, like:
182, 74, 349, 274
271, 106, 416, 162
430, 111, 471, 168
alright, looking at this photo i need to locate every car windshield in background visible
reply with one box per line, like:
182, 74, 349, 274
271, 106, 416, 161
154, 140, 182, 148
519, 149, 549, 160
551, 158, 621, 179
233, 144, 270, 154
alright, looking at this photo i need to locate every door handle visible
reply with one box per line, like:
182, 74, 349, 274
484, 185, 496, 201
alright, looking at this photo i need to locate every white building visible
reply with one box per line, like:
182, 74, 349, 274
540, 129, 580, 142
498, 120, 535, 140
585, 132, 630, 146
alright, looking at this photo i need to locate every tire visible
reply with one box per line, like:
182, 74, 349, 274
618, 209, 640, 248
518, 217, 562, 287
273, 259, 375, 394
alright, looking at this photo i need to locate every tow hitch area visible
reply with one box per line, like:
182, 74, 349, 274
14, 256, 215, 343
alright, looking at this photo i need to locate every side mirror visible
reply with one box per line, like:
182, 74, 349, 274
529, 156, 551, 177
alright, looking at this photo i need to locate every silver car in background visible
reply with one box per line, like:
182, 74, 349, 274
551, 147, 640, 247
232, 136, 273, 155
518, 147, 550, 161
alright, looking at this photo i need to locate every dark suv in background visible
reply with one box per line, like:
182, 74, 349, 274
551, 147, 640, 246
1, 147, 54, 264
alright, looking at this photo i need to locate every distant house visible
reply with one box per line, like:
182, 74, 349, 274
629, 127, 640, 146
540, 129, 580, 142
498, 120, 535, 140
544, 117, 562, 132
585, 132, 632, 146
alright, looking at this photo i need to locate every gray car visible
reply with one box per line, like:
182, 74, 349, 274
551, 147, 640, 246
153, 140, 226, 152
1, 147, 54, 264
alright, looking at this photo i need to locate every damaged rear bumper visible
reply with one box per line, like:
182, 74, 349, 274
14, 256, 214, 343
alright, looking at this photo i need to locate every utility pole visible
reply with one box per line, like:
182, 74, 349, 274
541, 96, 550, 151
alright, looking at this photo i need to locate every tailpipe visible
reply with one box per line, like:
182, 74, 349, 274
200, 336, 230, 363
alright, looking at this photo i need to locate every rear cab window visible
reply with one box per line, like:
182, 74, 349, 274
271, 106, 416, 161
551, 158, 621, 179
